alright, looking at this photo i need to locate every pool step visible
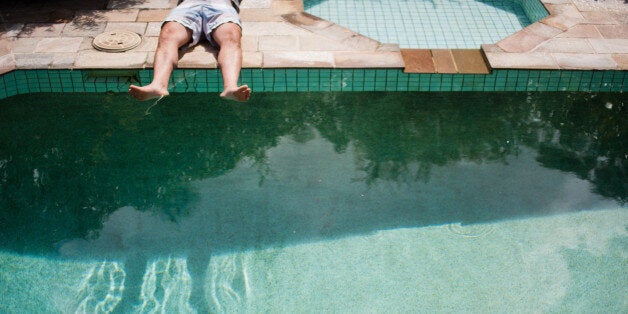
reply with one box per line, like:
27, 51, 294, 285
401, 49, 491, 74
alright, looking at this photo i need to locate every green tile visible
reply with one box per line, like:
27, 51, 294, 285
339, 70, 352, 91
25, 71, 38, 79
590, 71, 605, 84
0, 69, 626, 100
362, 78, 375, 91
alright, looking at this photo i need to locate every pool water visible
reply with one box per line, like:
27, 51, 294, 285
0, 91, 626, 312
304, 0, 544, 48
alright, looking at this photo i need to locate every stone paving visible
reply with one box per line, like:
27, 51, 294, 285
484, 0, 628, 70
0, 0, 626, 75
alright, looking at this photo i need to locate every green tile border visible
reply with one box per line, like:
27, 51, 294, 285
0, 68, 625, 100
514, 0, 549, 23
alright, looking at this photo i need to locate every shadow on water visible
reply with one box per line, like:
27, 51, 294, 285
0, 91, 625, 309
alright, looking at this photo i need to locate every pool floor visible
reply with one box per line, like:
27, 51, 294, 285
0, 91, 626, 312
2, 208, 625, 312
304, 0, 534, 48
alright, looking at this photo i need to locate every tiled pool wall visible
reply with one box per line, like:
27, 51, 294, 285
515, 0, 549, 23
0, 69, 625, 99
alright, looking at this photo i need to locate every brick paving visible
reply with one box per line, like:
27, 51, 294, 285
0, 0, 626, 75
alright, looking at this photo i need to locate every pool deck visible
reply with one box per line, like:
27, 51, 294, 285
0, 0, 626, 76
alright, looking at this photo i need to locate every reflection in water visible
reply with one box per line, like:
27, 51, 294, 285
0, 91, 625, 311
0, 91, 624, 254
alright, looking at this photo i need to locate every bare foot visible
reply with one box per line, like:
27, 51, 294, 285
220, 85, 251, 102
129, 84, 169, 101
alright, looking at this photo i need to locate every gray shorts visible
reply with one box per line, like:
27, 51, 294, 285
164, 0, 242, 48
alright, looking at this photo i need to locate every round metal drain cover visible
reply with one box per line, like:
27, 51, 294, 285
93, 30, 141, 52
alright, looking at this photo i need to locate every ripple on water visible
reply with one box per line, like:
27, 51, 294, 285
135, 257, 195, 313
73, 261, 125, 313
447, 222, 495, 238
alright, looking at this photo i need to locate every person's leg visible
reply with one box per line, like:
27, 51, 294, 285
211, 22, 251, 102
129, 22, 192, 101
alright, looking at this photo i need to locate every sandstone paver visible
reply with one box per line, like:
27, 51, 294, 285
527, 22, 563, 38
335, 51, 404, 68
14, 53, 53, 69
400, 49, 434, 73
8, 38, 44, 54
297, 34, 360, 51
75, 50, 147, 68
271, 0, 303, 14
104, 22, 149, 35
19, 23, 65, 37
542, 14, 583, 30
451, 50, 490, 74
243, 21, 307, 36
498, 29, 548, 52
484, 52, 559, 69
0, 54, 15, 75
553, 52, 617, 69
145, 22, 163, 37
241, 0, 272, 9
534, 38, 595, 53
281, 12, 333, 32
263, 51, 334, 67
137, 9, 171, 22
134, 37, 159, 52
0, 39, 10, 55
588, 38, 628, 54
240, 9, 284, 22
580, 12, 619, 25
432, 49, 457, 73
35, 37, 84, 53
243, 51, 263, 68
177, 51, 218, 68
596, 25, 628, 39
107, 0, 178, 10
556, 25, 601, 38
62, 22, 106, 37
258, 35, 299, 51
75, 10, 139, 22
241, 36, 259, 52
51, 53, 76, 69
611, 54, 628, 69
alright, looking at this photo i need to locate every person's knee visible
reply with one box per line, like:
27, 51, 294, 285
214, 23, 242, 47
222, 35, 241, 49
160, 22, 191, 45
160, 22, 180, 37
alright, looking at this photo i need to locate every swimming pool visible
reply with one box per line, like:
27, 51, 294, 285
304, 0, 549, 48
0, 91, 625, 312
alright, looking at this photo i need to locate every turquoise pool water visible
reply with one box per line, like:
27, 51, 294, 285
0, 91, 626, 312
304, 0, 548, 48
